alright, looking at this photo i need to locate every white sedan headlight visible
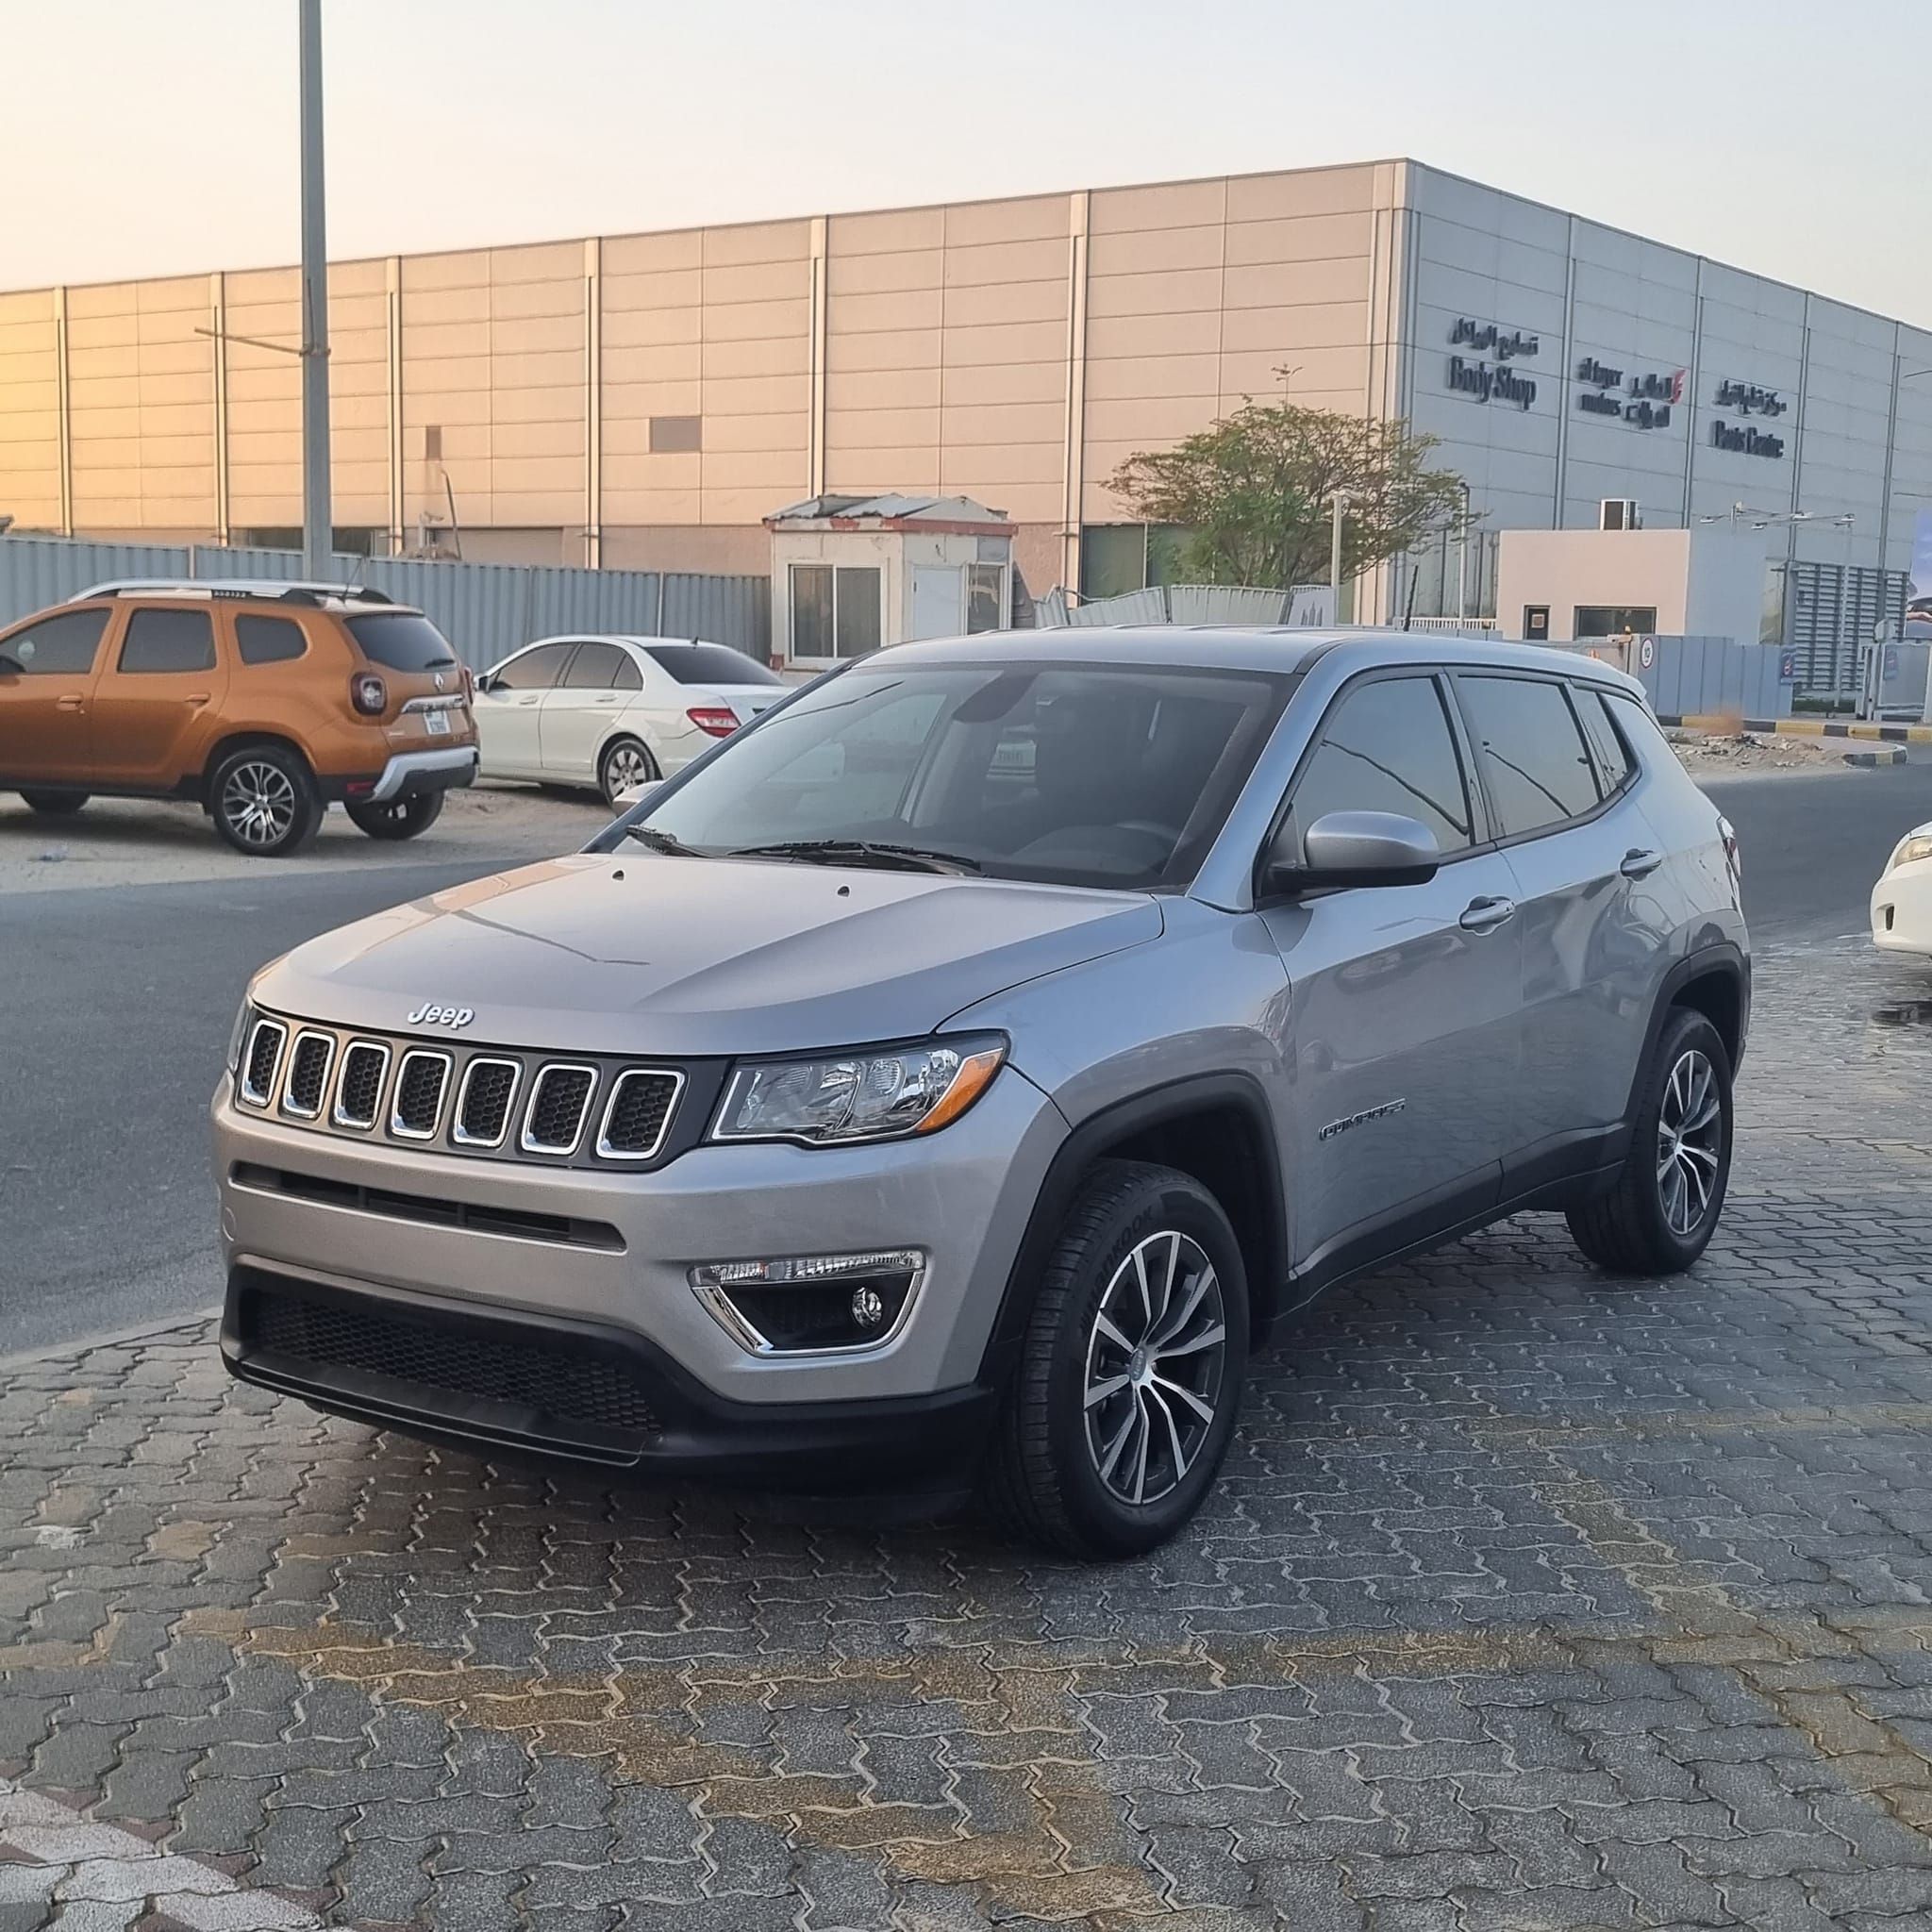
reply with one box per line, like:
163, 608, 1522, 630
711, 1036, 1007, 1146
1888, 834, 1932, 874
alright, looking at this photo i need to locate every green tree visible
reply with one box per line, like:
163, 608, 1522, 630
1107, 378, 1473, 589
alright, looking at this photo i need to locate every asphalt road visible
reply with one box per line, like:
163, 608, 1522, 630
6, 759, 1932, 1359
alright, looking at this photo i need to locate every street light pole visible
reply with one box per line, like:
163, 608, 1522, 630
1328, 492, 1348, 617
298, 0, 332, 582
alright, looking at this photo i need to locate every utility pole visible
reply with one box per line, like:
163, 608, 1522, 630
1327, 492, 1348, 617
298, 0, 332, 581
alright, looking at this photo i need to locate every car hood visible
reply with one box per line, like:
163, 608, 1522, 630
254, 854, 1164, 1058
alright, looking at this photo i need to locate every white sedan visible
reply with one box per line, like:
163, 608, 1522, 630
474, 635, 787, 804
1873, 821, 1932, 957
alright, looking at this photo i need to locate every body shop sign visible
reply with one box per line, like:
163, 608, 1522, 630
1446, 317, 1540, 410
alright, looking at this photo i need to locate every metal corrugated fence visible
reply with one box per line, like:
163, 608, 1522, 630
0, 537, 771, 671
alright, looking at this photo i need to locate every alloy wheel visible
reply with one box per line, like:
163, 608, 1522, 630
1656, 1048, 1722, 1238
1082, 1230, 1227, 1507
220, 760, 297, 849
605, 742, 649, 799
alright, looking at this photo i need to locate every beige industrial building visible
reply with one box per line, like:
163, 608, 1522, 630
3, 156, 1929, 638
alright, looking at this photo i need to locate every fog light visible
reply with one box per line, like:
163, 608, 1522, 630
691, 1249, 924, 1355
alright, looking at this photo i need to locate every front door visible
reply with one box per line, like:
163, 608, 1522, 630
91, 605, 230, 791
539, 640, 641, 780
1256, 672, 1524, 1281
475, 641, 578, 779
0, 605, 114, 784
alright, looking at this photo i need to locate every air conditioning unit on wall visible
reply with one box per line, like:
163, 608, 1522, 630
1600, 499, 1641, 531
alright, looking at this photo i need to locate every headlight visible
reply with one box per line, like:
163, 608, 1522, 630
710, 1036, 1007, 1145
225, 1001, 253, 1073
1889, 835, 1932, 874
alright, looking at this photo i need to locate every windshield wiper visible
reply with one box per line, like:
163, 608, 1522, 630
727, 838, 982, 875
624, 824, 701, 856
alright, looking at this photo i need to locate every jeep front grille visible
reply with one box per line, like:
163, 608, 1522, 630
453, 1057, 521, 1147
391, 1050, 452, 1140
597, 1070, 682, 1160
280, 1032, 335, 1119
523, 1065, 597, 1156
231, 1012, 691, 1170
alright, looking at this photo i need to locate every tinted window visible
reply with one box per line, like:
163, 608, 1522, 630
1290, 675, 1474, 858
641, 643, 779, 687
236, 615, 308, 666
1574, 605, 1657, 639
641, 661, 1292, 890
562, 641, 637, 690
1458, 675, 1600, 836
1606, 691, 1671, 770
491, 642, 576, 691
1, 608, 109, 676
120, 607, 215, 675
344, 612, 458, 672
1574, 687, 1634, 792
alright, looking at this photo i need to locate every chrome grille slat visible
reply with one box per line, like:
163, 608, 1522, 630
331, 1041, 391, 1130
239, 1019, 288, 1108
521, 1064, 598, 1157
279, 1031, 336, 1120
453, 1056, 522, 1149
390, 1049, 453, 1141
596, 1069, 684, 1161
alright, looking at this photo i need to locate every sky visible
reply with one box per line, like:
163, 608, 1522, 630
1, 0, 1927, 323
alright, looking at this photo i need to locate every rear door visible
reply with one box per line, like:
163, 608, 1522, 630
474, 641, 576, 779
1256, 671, 1524, 1278
539, 640, 641, 779
0, 605, 114, 784
90, 604, 230, 791
1452, 671, 1664, 1184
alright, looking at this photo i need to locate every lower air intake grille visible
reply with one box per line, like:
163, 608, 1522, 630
525, 1066, 596, 1153
282, 1034, 333, 1117
598, 1071, 680, 1158
391, 1051, 450, 1138
245, 1285, 660, 1444
333, 1042, 387, 1128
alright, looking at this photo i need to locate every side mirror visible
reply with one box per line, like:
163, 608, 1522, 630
614, 779, 661, 812
0, 654, 22, 676
475, 673, 500, 695
1261, 809, 1441, 895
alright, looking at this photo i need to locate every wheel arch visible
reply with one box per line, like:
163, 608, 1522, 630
980, 1073, 1288, 1386
199, 729, 316, 805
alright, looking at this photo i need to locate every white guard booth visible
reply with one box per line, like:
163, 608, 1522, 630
765, 494, 1016, 672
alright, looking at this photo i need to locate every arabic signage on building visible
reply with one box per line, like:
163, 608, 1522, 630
1708, 375, 1788, 458
1445, 316, 1540, 410
1574, 357, 1684, 429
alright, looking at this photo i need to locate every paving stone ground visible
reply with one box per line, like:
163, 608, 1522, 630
7, 931, 1932, 1929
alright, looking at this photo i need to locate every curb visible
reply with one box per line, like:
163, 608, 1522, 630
1663, 712, 1932, 744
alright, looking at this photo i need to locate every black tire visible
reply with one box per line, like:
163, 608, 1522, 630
208, 743, 323, 858
346, 791, 446, 841
983, 1159, 1249, 1559
19, 791, 89, 815
1567, 1008, 1733, 1275
599, 736, 658, 808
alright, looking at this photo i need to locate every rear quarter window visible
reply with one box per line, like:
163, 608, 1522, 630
236, 615, 309, 667
344, 612, 458, 673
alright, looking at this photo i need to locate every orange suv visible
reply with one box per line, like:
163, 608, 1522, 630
0, 579, 478, 856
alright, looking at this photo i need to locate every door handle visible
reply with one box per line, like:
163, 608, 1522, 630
184, 692, 211, 706
1458, 895, 1516, 934
1620, 847, 1663, 879
54, 694, 85, 712
594, 694, 618, 706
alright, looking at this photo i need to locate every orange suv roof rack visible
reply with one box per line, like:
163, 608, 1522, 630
75, 578, 398, 608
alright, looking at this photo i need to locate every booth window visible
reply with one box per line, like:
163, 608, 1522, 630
967, 563, 1007, 633
791, 564, 882, 660
1574, 604, 1657, 638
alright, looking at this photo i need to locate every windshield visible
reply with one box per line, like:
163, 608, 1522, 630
634, 659, 1294, 889
344, 612, 459, 672
641, 642, 782, 687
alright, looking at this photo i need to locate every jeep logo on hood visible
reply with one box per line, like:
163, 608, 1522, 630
407, 1003, 475, 1030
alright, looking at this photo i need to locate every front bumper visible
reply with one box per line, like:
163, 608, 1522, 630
212, 1063, 1064, 1465
1872, 859, 1932, 956
222, 1265, 995, 1487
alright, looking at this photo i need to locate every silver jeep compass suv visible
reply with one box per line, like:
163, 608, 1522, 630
214, 629, 1747, 1557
